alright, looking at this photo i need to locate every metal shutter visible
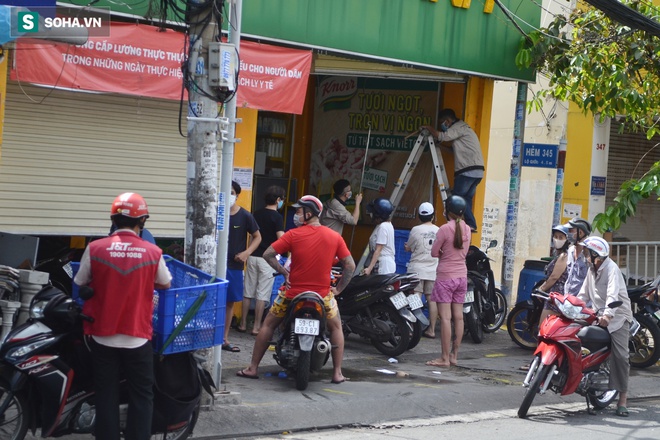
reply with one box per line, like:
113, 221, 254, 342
0, 82, 187, 238
606, 122, 660, 241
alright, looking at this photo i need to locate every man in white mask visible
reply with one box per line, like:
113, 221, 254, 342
223, 180, 261, 353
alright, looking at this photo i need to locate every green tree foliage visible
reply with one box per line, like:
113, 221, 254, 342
515, 1, 660, 232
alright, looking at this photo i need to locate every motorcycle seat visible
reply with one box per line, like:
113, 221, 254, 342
627, 283, 653, 300
577, 325, 611, 353
342, 274, 399, 295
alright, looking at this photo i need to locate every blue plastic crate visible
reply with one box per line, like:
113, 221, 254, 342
71, 257, 227, 355
152, 258, 227, 354
394, 229, 412, 274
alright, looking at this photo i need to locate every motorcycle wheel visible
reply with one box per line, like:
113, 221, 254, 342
295, 350, 312, 391
518, 360, 551, 418
0, 379, 30, 440
370, 304, 411, 357
629, 314, 660, 369
506, 305, 539, 350
588, 389, 619, 410
407, 320, 423, 350
482, 288, 507, 333
465, 305, 484, 344
153, 400, 200, 440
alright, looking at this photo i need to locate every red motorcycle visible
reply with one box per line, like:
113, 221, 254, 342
518, 291, 623, 418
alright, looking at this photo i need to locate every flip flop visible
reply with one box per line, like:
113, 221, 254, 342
251, 330, 260, 336
331, 377, 350, 384
616, 406, 629, 417
236, 369, 259, 379
422, 332, 436, 339
235, 327, 247, 333
222, 343, 241, 352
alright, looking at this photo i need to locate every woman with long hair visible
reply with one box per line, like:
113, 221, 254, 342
426, 195, 471, 367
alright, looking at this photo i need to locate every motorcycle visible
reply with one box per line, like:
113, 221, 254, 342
273, 290, 331, 391
0, 286, 213, 440
627, 276, 660, 368
335, 272, 417, 357
464, 240, 508, 343
518, 290, 623, 418
509, 277, 660, 369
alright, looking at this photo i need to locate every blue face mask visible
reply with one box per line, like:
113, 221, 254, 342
440, 122, 449, 132
277, 200, 284, 210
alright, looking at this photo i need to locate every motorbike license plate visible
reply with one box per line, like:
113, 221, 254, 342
407, 294, 424, 310
390, 291, 408, 310
62, 262, 73, 278
464, 289, 474, 303
294, 318, 320, 335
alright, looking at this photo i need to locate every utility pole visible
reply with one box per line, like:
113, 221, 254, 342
184, 2, 220, 274
213, 0, 242, 386
501, 83, 527, 301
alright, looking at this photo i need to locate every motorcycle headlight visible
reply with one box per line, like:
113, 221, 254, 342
30, 299, 49, 320
556, 298, 590, 320
7, 337, 56, 361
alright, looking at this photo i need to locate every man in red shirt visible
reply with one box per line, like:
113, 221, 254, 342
74, 192, 171, 440
237, 195, 355, 384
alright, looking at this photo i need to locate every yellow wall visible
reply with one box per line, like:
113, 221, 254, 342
562, 101, 593, 223
234, 107, 258, 210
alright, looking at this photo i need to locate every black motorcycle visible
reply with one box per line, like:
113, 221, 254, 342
394, 272, 428, 350
336, 272, 417, 357
273, 291, 331, 390
0, 286, 213, 440
627, 277, 660, 368
464, 240, 508, 343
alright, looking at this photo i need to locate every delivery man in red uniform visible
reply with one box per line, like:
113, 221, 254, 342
74, 192, 172, 440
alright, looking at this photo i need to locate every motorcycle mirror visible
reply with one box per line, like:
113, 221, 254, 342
488, 239, 498, 249
79, 286, 95, 301
607, 300, 623, 309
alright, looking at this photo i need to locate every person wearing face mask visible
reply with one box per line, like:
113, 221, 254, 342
578, 236, 633, 418
224, 180, 262, 353
421, 108, 484, 233
237, 195, 356, 384
320, 179, 363, 235
534, 224, 572, 330
564, 217, 592, 295
239, 185, 286, 336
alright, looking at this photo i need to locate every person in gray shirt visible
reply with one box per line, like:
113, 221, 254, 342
320, 179, 362, 235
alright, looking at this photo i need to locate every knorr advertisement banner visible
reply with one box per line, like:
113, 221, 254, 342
310, 77, 439, 229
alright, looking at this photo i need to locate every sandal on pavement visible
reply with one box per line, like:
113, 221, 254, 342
222, 343, 241, 352
616, 406, 629, 417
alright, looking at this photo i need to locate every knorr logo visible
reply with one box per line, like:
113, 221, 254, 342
318, 77, 357, 111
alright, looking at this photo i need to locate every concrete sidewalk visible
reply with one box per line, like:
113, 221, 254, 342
193, 324, 660, 439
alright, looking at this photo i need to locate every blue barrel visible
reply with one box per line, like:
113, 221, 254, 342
394, 229, 412, 274
516, 260, 549, 303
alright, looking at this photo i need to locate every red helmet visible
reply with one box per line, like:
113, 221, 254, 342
111, 192, 149, 218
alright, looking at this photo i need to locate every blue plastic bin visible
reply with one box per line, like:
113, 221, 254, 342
394, 229, 412, 274
71, 257, 228, 355
516, 259, 548, 303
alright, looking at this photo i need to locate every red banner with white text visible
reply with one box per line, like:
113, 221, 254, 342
11, 23, 312, 114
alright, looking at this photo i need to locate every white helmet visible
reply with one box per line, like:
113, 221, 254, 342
583, 236, 610, 258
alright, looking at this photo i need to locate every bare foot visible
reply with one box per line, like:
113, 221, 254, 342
331, 374, 349, 384
449, 355, 458, 366
426, 359, 450, 367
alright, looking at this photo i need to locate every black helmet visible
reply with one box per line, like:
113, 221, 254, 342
292, 195, 323, 218
445, 195, 466, 217
367, 198, 394, 220
568, 217, 592, 238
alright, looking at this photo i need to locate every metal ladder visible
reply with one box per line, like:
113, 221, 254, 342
390, 128, 451, 208
355, 129, 452, 272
